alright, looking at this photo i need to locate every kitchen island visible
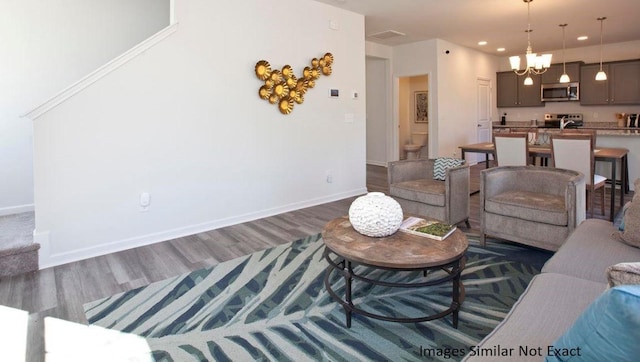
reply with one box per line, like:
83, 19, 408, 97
492, 123, 640, 191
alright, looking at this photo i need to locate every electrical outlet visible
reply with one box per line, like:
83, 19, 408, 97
326, 170, 333, 183
140, 192, 151, 212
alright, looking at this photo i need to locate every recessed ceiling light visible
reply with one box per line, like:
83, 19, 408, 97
497, 47, 506, 52
478, 41, 488, 46
577, 36, 589, 41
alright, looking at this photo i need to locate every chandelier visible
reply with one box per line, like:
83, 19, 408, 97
509, 0, 552, 85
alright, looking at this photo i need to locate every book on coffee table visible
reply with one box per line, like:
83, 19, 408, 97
399, 217, 456, 241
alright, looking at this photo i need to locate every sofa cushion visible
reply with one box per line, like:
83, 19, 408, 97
485, 190, 568, 226
542, 219, 640, 284
615, 196, 640, 248
546, 285, 640, 362
433, 157, 464, 181
607, 262, 640, 287
390, 179, 445, 206
463, 273, 605, 362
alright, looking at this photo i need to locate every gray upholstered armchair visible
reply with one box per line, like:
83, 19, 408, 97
480, 166, 586, 251
387, 159, 470, 227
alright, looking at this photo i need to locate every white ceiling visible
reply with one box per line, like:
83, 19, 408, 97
314, 0, 640, 56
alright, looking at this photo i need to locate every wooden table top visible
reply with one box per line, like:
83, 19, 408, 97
322, 216, 468, 269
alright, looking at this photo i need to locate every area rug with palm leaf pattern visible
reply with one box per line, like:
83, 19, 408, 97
84, 233, 551, 361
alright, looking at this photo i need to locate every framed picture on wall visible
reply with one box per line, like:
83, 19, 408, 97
414, 91, 428, 123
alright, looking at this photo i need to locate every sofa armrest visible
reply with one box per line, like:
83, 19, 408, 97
445, 164, 470, 191
445, 164, 470, 223
388, 159, 434, 185
566, 176, 586, 230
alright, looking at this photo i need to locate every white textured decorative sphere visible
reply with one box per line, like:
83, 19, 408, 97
348, 192, 403, 237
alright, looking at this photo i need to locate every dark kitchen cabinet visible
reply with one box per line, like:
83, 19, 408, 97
580, 63, 608, 105
611, 61, 640, 104
540, 62, 582, 84
497, 71, 543, 107
580, 60, 640, 105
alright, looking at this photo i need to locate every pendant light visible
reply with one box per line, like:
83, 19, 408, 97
559, 24, 570, 83
509, 0, 552, 85
595, 17, 607, 81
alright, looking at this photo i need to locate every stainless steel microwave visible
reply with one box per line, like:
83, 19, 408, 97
541, 82, 580, 101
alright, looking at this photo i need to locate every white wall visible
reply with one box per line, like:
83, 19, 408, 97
435, 40, 500, 158
392, 39, 440, 157
30, 0, 367, 267
365, 57, 389, 166
0, 0, 170, 216
391, 39, 499, 158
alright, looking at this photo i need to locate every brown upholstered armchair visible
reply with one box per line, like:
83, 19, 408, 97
480, 166, 586, 251
387, 159, 470, 227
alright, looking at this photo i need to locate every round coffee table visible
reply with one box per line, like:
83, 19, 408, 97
322, 216, 468, 328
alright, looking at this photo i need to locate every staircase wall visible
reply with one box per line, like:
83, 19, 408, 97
0, 0, 170, 216
29, 0, 367, 268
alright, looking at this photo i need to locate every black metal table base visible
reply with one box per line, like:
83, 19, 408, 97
323, 248, 465, 329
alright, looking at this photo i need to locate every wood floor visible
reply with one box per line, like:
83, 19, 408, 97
0, 162, 629, 360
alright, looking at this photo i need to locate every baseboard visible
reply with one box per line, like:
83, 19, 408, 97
37, 188, 367, 269
0, 204, 34, 217
366, 160, 388, 167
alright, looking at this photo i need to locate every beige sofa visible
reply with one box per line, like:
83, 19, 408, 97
387, 159, 470, 226
465, 179, 640, 361
480, 166, 586, 251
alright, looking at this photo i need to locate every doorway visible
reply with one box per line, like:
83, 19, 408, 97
476, 77, 492, 164
398, 75, 429, 160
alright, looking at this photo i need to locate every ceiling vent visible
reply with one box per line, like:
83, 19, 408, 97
367, 30, 406, 40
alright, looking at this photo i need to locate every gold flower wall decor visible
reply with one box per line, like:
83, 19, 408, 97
254, 53, 334, 115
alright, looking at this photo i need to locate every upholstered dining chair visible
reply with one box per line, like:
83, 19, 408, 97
550, 133, 606, 217
493, 132, 530, 166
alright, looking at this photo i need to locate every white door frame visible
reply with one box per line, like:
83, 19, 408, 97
476, 77, 493, 164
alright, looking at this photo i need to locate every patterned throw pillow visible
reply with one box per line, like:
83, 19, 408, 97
615, 198, 640, 249
433, 157, 464, 181
607, 262, 640, 288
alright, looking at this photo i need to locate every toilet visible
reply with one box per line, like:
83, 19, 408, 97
403, 132, 428, 160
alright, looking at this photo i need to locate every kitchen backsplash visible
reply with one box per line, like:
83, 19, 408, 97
498, 102, 640, 125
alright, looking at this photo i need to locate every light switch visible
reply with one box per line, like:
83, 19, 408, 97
344, 113, 354, 123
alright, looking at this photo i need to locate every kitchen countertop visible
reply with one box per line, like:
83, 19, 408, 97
493, 123, 640, 136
